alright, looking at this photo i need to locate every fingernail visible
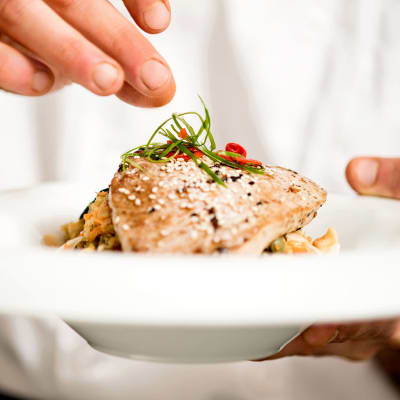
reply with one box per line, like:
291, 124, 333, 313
328, 329, 339, 343
144, 2, 170, 30
355, 159, 379, 188
92, 63, 120, 92
32, 71, 52, 93
140, 59, 170, 91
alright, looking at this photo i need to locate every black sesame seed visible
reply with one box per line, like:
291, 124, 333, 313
148, 207, 156, 214
190, 213, 199, 217
247, 193, 252, 196
216, 247, 228, 254
210, 216, 219, 230
249, 181, 255, 185
244, 218, 249, 223
230, 174, 243, 182
208, 207, 216, 215
256, 201, 263, 206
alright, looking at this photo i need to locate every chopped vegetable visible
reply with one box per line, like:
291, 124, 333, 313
225, 143, 247, 158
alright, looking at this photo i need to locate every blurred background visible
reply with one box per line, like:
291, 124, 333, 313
2, 0, 400, 193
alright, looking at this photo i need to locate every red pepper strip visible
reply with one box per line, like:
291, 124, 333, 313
193, 150, 203, 158
167, 140, 172, 144
236, 158, 263, 166
218, 154, 234, 162
225, 142, 247, 158
179, 128, 187, 139
165, 150, 202, 161
188, 146, 203, 158
175, 154, 190, 161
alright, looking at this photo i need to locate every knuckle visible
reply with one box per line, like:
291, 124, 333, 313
0, 0, 27, 25
348, 348, 380, 362
56, 38, 87, 73
50, 0, 82, 10
109, 25, 132, 55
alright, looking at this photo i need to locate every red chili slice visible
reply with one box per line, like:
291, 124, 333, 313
179, 128, 188, 139
237, 158, 263, 166
175, 154, 190, 161
218, 154, 234, 162
225, 142, 247, 158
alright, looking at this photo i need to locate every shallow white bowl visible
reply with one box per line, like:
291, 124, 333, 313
0, 183, 400, 363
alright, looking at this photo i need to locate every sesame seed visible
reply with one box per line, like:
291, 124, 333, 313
149, 194, 156, 200
122, 224, 130, 231
152, 187, 158, 193
128, 194, 136, 200
135, 199, 141, 206
154, 204, 161, 210
118, 188, 130, 195
190, 230, 198, 239
158, 199, 165, 205
161, 229, 168, 236
115, 216, 120, 223
142, 176, 150, 181
168, 193, 176, 200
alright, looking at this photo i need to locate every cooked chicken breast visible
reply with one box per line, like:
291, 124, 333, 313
109, 157, 326, 255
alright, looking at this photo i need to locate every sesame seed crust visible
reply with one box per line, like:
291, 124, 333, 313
109, 157, 326, 254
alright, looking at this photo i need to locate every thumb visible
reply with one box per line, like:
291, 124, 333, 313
346, 157, 400, 199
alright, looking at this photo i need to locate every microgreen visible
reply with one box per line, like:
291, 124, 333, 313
121, 96, 265, 185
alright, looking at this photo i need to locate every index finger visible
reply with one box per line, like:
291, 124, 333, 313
47, 0, 175, 106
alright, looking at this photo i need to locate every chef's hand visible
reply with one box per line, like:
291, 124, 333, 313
346, 157, 400, 200
262, 320, 400, 361
261, 156, 400, 362
0, 0, 175, 107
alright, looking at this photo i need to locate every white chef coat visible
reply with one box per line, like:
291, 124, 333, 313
1, 1, 400, 399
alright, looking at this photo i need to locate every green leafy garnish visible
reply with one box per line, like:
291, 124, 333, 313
121, 96, 265, 185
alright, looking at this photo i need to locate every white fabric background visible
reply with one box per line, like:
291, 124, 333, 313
1, 0, 400, 398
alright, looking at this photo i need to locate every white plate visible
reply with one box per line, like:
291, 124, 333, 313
0, 182, 400, 363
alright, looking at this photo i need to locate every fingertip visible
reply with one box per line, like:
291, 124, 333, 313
91, 62, 125, 96
143, 1, 171, 33
129, 0, 171, 34
32, 70, 54, 94
345, 158, 361, 193
302, 325, 338, 347
118, 69, 175, 107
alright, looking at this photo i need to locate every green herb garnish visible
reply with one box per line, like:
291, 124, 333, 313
121, 96, 265, 185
